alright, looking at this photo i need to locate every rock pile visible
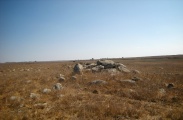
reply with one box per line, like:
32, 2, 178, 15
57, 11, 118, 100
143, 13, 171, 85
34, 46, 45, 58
73, 60, 133, 74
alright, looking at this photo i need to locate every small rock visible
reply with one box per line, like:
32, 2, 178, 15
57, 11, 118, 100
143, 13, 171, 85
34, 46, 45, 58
10, 96, 17, 101
89, 80, 107, 85
30, 93, 40, 99
57, 94, 64, 98
129, 89, 136, 93
59, 74, 64, 77
71, 76, 77, 80
53, 83, 63, 90
120, 79, 136, 84
131, 70, 141, 74
59, 76, 65, 82
10, 96, 21, 101
159, 88, 166, 94
131, 77, 141, 81
34, 103, 47, 109
166, 83, 174, 89
42, 88, 51, 94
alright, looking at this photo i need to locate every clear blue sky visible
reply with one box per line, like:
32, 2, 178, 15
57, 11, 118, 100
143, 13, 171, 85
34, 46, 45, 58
0, 0, 183, 62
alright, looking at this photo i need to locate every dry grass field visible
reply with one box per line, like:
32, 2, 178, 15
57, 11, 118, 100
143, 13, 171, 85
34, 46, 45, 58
0, 56, 183, 120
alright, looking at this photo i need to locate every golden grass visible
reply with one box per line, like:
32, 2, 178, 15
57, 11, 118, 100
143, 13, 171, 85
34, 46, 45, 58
0, 59, 183, 120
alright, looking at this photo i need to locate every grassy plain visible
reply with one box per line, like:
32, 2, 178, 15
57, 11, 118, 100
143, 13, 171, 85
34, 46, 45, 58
0, 56, 183, 120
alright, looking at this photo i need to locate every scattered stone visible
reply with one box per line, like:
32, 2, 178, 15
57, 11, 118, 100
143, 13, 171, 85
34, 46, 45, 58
118, 66, 130, 73
71, 76, 77, 80
120, 79, 136, 84
34, 103, 47, 109
57, 94, 64, 98
166, 83, 174, 89
131, 70, 141, 74
59, 74, 64, 77
73, 63, 83, 74
30, 93, 40, 100
10, 96, 16, 100
42, 88, 51, 94
89, 80, 107, 85
129, 89, 136, 93
159, 88, 166, 95
131, 77, 141, 81
10, 96, 21, 101
53, 83, 63, 90
59, 76, 65, 82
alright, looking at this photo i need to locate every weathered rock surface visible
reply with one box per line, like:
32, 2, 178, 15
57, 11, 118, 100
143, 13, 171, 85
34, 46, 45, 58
73, 60, 140, 75
10, 96, 21, 101
114, 63, 126, 68
59, 76, 65, 82
131, 77, 142, 81
59, 74, 64, 77
30, 93, 40, 99
73, 63, 83, 74
89, 80, 107, 85
107, 68, 118, 74
85, 63, 97, 69
71, 76, 77, 80
34, 103, 47, 109
92, 65, 104, 72
118, 66, 130, 73
97, 60, 115, 69
120, 79, 136, 84
53, 83, 63, 90
131, 70, 141, 74
42, 88, 51, 94
166, 83, 174, 89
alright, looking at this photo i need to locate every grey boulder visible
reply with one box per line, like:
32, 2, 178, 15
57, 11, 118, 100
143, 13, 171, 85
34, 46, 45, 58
73, 63, 83, 74
97, 60, 115, 69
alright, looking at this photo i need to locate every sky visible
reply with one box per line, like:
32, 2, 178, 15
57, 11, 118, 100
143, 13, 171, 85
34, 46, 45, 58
0, 0, 183, 62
